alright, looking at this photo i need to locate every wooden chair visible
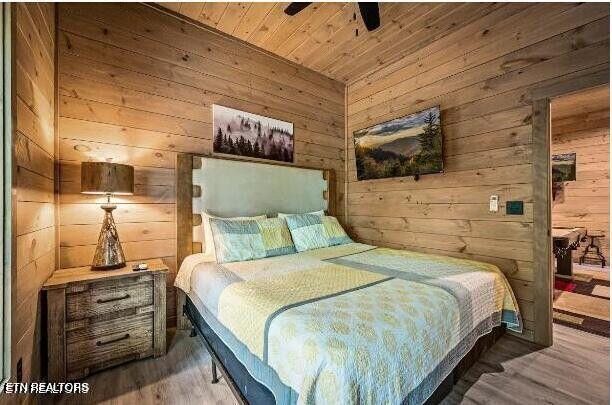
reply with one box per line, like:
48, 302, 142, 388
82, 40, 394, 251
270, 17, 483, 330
579, 232, 607, 268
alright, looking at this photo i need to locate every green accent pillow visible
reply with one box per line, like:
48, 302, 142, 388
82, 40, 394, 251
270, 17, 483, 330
285, 214, 330, 252
255, 217, 296, 257
210, 218, 266, 264
322, 216, 352, 246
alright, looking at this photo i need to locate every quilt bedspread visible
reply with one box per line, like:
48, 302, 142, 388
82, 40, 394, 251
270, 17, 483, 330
176, 243, 521, 405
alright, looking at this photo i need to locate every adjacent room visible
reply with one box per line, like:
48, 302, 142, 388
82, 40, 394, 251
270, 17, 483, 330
551, 86, 610, 337
0, 2, 609, 405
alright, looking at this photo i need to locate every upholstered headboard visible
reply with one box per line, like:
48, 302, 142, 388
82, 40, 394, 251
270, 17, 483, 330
176, 154, 336, 270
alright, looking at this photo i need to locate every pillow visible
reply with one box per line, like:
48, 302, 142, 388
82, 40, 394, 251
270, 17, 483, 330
209, 218, 266, 264
285, 214, 329, 252
255, 217, 296, 257
202, 212, 266, 262
277, 210, 324, 219
322, 216, 352, 246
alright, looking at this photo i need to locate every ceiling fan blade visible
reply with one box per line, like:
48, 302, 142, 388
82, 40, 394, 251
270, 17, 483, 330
284, 2, 313, 16
358, 2, 380, 31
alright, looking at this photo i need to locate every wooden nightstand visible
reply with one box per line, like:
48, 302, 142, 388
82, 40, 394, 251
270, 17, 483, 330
43, 259, 168, 381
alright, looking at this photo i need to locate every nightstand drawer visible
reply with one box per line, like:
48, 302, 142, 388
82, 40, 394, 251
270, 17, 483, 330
66, 275, 153, 321
66, 311, 154, 380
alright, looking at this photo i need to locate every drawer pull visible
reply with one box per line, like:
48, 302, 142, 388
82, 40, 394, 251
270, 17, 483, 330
96, 294, 130, 304
96, 333, 130, 346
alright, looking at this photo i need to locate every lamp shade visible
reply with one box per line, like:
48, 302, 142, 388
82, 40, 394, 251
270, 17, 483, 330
81, 162, 134, 195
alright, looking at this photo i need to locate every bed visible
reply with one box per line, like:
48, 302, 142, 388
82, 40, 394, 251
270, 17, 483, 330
175, 155, 522, 405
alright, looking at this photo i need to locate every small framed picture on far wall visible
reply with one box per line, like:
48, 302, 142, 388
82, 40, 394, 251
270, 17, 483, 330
552, 152, 576, 182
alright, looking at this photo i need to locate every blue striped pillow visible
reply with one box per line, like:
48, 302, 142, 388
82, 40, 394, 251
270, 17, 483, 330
209, 219, 266, 264
284, 214, 330, 252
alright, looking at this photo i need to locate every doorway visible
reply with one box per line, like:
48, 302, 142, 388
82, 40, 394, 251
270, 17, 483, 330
531, 73, 608, 347
550, 86, 610, 337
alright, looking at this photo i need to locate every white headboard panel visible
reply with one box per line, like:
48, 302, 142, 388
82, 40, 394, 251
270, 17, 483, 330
191, 156, 329, 245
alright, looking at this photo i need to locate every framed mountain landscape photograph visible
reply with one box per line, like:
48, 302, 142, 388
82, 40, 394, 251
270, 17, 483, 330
213, 105, 294, 163
353, 106, 444, 181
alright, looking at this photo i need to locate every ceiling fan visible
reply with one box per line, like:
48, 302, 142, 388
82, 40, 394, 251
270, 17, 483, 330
284, 2, 381, 32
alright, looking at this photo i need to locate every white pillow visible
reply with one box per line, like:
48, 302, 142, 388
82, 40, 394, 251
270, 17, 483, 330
277, 210, 324, 219
201, 211, 267, 262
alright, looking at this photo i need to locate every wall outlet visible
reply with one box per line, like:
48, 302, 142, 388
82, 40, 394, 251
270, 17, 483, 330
489, 195, 499, 212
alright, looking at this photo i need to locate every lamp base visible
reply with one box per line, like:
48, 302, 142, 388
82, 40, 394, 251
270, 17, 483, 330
91, 204, 127, 271
91, 262, 126, 271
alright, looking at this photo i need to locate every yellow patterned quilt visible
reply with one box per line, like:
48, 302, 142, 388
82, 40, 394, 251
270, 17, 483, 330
177, 243, 521, 405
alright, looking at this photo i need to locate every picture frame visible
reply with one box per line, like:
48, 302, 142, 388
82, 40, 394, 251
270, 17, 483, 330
213, 105, 294, 163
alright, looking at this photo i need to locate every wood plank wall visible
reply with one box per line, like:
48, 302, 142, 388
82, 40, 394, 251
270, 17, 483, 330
345, 3, 609, 342
56, 3, 345, 326
12, 2, 56, 385
552, 86, 610, 263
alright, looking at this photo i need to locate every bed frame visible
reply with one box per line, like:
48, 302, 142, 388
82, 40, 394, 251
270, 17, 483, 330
175, 153, 504, 404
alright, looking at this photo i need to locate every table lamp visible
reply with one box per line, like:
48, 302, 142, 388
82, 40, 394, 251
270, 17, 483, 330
81, 162, 134, 270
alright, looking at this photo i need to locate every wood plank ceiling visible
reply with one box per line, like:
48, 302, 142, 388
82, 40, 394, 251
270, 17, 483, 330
156, 2, 501, 83
551, 85, 610, 119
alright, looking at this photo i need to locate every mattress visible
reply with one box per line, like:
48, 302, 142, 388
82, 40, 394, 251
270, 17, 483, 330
177, 243, 521, 405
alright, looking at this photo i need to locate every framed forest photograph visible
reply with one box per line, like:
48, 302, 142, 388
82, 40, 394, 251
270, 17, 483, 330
353, 106, 444, 181
213, 105, 294, 163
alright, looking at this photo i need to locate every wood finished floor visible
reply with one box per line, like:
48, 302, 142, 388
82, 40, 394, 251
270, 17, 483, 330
553, 265, 610, 332
54, 324, 609, 405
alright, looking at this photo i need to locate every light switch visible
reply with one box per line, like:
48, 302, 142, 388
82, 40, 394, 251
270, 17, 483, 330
489, 195, 499, 212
